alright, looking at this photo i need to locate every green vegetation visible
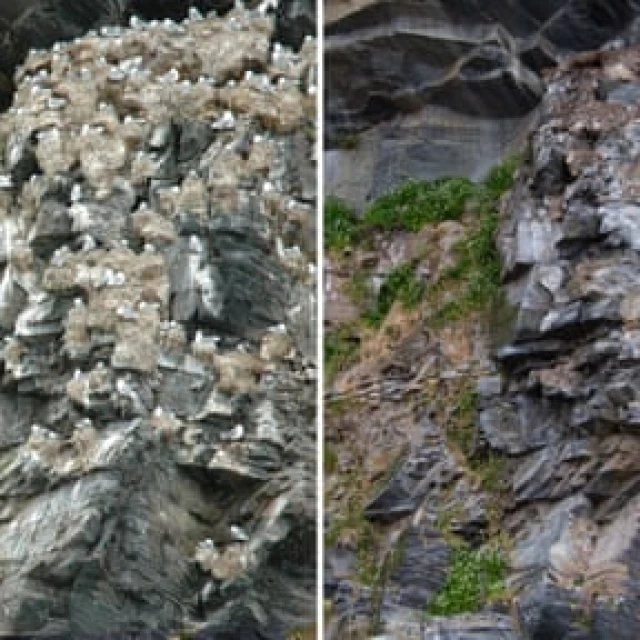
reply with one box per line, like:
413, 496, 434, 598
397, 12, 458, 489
427, 545, 508, 616
471, 452, 508, 494
433, 374, 511, 538
325, 398, 352, 416
336, 131, 361, 150
483, 153, 522, 197
431, 205, 501, 325
362, 263, 426, 327
324, 156, 522, 625
325, 509, 379, 586
325, 323, 359, 385
362, 177, 476, 232
286, 624, 317, 640
346, 272, 372, 307
427, 155, 520, 325
324, 154, 521, 330
435, 503, 466, 543
325, 196, 360, 251
446, 383, 478, 457
324, 443, 338, 475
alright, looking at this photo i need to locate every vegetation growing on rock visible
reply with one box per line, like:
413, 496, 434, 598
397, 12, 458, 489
426, 545, 508, 616
362, 262, 426, 327
325, 196, 360, 251
324, 154, 521, 382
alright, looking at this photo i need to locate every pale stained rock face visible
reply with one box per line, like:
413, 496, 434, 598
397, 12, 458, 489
0, 6, 316, 639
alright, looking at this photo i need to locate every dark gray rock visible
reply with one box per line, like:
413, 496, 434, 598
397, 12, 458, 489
274, 0, 316, 51
385, 526, 450, 611
325, 0, 640, 208
483, 45, 640, 639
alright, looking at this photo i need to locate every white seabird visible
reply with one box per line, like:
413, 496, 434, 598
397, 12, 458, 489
229, 525, 249, 542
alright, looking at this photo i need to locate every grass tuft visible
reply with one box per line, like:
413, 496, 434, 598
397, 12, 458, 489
325, 323, 360, 385
325, 196, 360, 251
362, 263, 426, 327
430, 154, 521, 325
483, 153, 522, 197
362, 177, 476, 233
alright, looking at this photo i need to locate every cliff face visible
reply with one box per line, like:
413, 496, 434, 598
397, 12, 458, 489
325, 21, 640, 640
489, 45, 640, 638
0, 6, 316, 639
0, 0, 316, 110
325, 0, 640, 209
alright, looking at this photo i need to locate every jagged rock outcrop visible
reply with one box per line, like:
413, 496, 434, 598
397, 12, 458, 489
0, 7, 316, 639
0, 0, 316, 110
482, 44, 640, 639
325, 28, 640, 640
325, 0, 640, 209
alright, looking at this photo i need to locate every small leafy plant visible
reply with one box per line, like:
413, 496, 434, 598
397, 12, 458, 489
325, 196, 360, 251
427, 545, 508, 616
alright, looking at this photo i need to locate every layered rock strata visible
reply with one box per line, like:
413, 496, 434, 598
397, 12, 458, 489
0, 6, 316, 639
486, 43, 640, 639
325, 36, 640, 640
325, 0, 640, 208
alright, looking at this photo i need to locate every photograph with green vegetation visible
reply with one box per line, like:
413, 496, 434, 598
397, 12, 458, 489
324, 0, 640, 638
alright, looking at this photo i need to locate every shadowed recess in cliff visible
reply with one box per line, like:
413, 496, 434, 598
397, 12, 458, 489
324, 0, 640, 208
326, 0, 639, 140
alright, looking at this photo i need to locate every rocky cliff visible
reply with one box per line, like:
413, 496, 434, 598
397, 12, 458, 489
0, 6, 316, 639
325, 29, 640, 640
325, 0, 640, 209
0, 1, 316, 110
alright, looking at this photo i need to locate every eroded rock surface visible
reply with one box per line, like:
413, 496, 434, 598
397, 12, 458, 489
325, 0, 640, 209
487, 44, 640, 639
0, 1, 316, 111
325, 34, 640, 640
0, 7, 316, 639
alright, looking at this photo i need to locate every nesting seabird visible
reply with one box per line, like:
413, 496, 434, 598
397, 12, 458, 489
80, 234, 96, 252
212, 110, 236, 130
220, 424, 244, 442
229, 525, 249, 542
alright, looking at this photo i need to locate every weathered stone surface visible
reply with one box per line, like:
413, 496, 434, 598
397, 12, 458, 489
325, 316, 501, 637
326, 15, 640, 640
0, 7, 316, 639
483, 44, 640, 638
325, 0, 640, 209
